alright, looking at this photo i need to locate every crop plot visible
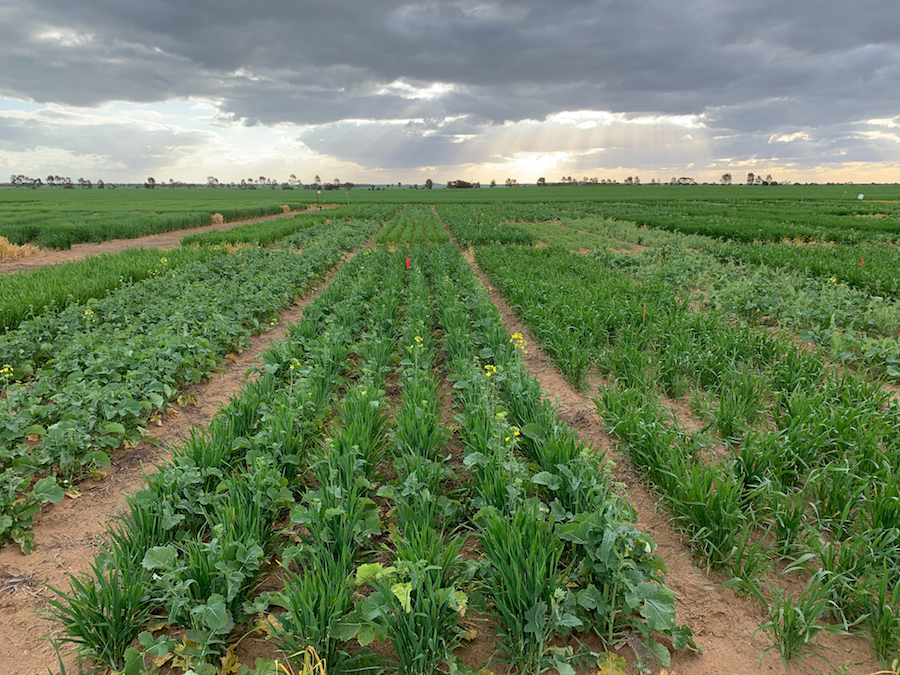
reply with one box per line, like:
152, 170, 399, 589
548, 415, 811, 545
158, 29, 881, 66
5, 186, 900, 675
45, 234, 694, 675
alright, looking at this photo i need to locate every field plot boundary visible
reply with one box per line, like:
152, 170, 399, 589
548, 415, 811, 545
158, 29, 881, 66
0, 243, 368, 675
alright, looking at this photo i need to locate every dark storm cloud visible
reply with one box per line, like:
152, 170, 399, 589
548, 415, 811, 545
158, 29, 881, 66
2, 0, 899, 173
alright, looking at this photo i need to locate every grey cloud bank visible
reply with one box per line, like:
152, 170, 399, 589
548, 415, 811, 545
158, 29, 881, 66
1, 0, 899, 181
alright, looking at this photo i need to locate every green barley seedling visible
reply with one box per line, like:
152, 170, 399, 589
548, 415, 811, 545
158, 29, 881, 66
356, 559, 466, 675
46, 561, 151, 672
275, 562, 376, 675
311, 440, 370, 494
478, 504, 581, 674
864, 479, 900, 530
864, 563, 900, 666
726, 521, 773, 595
667, 460, 747, 569
393, 526, 469, 591
174, 427, 233, 472
715, 371, 763, 443
333, 386, 389, 474
757, 569, 852, 673
803, 460, 868, 539
290, 486, 381, 575
809, 536, 867, 620
102, 496, 178, 569
771, 493, 809, 560
210, 466, 290, 555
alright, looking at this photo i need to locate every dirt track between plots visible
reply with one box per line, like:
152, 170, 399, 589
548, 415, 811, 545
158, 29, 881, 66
0, 246, 362, 675
0, 206, 335, 274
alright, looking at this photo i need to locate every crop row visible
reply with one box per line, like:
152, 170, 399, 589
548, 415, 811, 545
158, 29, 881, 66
181, 205, 396, 247
594, 245, 900, 380
476, 244, 900, 667
435, 205, 534, 246
0, 246, 224, 333
517, 213, 900, 378
49, 245, 391, 674
426, 244, 694, 673
49, 242, 695, 675
376, 206, 450, 244
0, 191, 318, 249
0, 220, 380, 552
567, 200, 900, 244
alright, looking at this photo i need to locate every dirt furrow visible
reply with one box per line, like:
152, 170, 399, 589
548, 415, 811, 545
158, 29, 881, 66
459, 248, 879, 675
0, 245, 365, 675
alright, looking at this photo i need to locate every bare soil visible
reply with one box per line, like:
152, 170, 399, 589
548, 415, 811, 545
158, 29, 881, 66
460, 249, 880, 675
0, 206, 334, 274
0, 248, 360, 675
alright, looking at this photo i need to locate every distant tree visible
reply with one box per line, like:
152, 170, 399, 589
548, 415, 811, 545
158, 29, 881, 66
490, 179, 497, 188
505, 178, 517, 187
314, 175, 321, 185
634, 176, 641, 185
537, 177, 546, 186
670, 177, 677, 185
333, 178, 340, 186
424, 179, 433, 189
747, 172, 755, 185
446, 179, 477, 189
755, 175, 762, 185
764, 173, 773, 185
207, 176, 219, 188
624, 176, 633, 185
721, 173, 732, 185
97, 179, 105, 189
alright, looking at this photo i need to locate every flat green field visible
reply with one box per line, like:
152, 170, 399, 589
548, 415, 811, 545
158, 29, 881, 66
3, 184, 900, 249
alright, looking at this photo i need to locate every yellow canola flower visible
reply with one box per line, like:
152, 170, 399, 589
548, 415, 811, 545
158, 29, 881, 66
829, 277, 837, 283
84, 309, 94, 316
361, 390, 367, 396
414, 336, 423, 343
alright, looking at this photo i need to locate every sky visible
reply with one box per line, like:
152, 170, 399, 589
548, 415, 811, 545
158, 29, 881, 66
1, 0, 899, 185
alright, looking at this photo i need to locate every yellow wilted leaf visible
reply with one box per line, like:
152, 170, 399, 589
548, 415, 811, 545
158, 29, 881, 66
256, 613, 282, 636
596, 652, 629, 675
218, 644, 242, 674
460, 625, 478, 641
152, 652, 174, 668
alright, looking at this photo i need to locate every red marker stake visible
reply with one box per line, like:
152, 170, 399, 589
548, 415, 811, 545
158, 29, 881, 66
861, 258, 864, 265
406, 257, 410, 268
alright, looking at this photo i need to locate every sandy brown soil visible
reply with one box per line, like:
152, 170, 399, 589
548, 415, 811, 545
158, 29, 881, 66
460, 248, 881, 675
0, 206, 334, 274
0, 247, 361, 675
